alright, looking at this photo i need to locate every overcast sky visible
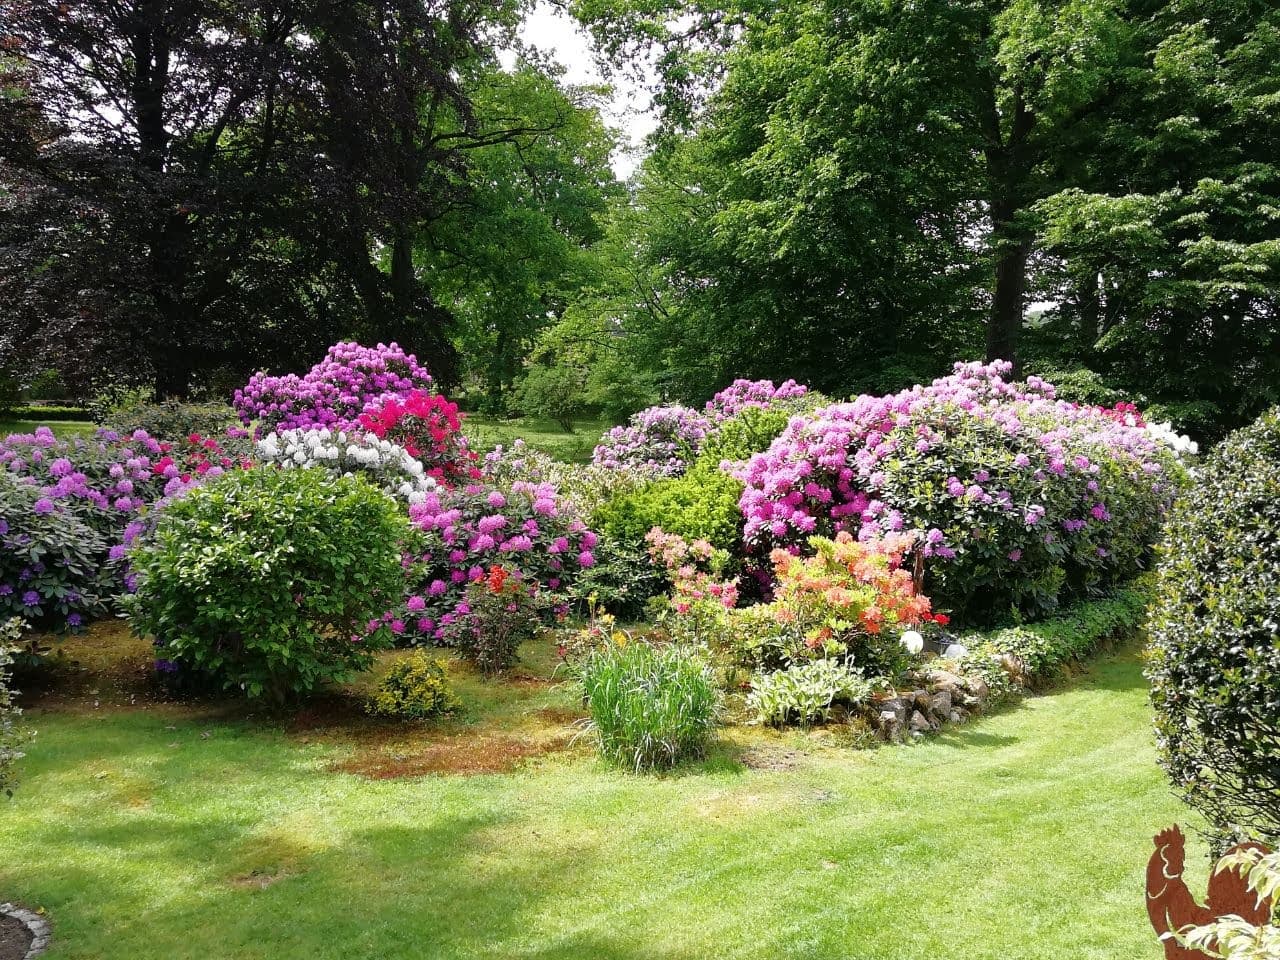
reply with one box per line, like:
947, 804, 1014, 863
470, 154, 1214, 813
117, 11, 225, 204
513, 2, 657, 179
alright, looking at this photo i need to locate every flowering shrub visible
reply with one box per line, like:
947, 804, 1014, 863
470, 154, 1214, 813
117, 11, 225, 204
735, 361, 1185, 622
127, 467, 409, 702
483, 440, 652, 518
358, 389, 479, 485
439, 565, 544, 673
401, 479, 597, 643
234, 341, 434, 433
255, 427, 437, 504
0, 617, 31, 797
646, 528, 739, 614
0, 426, 250, 630
0, 471, 110, 630
366, 652, 459, 719
592, 404, 712, 476
764, 532, 933, 678
705, 378, 808, 422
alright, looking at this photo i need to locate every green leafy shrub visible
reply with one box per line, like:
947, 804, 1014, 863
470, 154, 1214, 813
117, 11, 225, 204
0, 618, 31, 797
367, 652, 460, 720
595, 459, 746, 558
126, 467, 409, 702
747, 659, 873, 727
1147, 408, 1280, 845
954, 584, 1149, 685
103, 399, 240, 440
578, 641, 720, 770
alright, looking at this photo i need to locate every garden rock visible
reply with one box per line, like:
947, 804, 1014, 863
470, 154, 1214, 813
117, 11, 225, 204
909, 710, 932, 734
0, 903, 50, 959
929, 690, 953, 717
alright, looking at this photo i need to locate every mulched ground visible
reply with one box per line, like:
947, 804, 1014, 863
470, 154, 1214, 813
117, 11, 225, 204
0, 913, 33, 960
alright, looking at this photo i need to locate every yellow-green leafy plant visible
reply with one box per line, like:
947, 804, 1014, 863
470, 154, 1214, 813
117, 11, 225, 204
367, 653, 460, 720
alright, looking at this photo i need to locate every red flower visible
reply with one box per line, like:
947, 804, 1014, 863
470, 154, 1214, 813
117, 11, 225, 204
933, 613, 950, 626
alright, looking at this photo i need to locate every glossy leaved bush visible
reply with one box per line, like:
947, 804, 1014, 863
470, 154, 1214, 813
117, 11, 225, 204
1147, 407, 1280, 846
126, 467, 410, 702
366, 652, 460, 720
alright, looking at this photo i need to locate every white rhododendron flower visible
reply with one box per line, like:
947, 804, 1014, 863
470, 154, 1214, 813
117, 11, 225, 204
257, 428, 436, 503
1146, 421, 1199, 457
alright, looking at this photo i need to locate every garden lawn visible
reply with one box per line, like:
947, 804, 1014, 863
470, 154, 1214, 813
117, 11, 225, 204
463, 414, 608, 463
0, 419, 96, 439
0, 644, 1198, 960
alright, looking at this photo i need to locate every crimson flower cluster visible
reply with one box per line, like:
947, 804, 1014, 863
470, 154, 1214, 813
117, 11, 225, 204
357, 389, 480, 486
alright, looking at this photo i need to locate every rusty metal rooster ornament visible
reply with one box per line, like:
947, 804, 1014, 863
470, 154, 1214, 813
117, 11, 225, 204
1147, 825, 1272, 958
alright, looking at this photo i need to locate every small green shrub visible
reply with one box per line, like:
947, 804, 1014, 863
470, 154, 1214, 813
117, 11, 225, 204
104, 399, 239, 440
0, 618, 31, 797
126, 467, 410, 702
367, 652, 460, 720
579, 642, 720, 771
954, 584, 1148, 688
595, 459, 745, 558
747, 659, 874, 727
1147, 407, 1280, 845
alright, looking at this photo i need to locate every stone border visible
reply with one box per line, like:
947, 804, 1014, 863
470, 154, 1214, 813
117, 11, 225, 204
0, 903, 50, 959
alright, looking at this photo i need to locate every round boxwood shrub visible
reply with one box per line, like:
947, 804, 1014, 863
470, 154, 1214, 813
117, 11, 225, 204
127, 466, 410, 702
1147, 408, 1280, 845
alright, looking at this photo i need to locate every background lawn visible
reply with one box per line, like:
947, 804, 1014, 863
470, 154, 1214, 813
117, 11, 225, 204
0, 643, 1201, 960
462, 415, 609, 463
0, 418, 97, 439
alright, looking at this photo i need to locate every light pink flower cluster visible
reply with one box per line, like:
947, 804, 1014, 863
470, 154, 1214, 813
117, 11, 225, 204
645, 526, 739, 613
733, 360, 1183, 619
234, 341, 434, 433
706, 378, 808, 422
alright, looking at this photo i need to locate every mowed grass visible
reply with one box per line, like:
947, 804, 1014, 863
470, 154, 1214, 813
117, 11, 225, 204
0, 418, 97, 438
0, 640, 1201, 960
463, 414, 610, 464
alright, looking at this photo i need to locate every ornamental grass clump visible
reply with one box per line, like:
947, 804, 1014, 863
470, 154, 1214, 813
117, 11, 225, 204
578, 641, 720, 771
1147, 407, 1280, 846
126, 467, 409, 702
735, 360, 1187, 623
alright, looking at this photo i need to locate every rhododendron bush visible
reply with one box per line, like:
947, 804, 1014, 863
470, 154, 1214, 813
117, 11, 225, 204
255, 428, 437, 505
592, 404, 712, 476
234, 341, 434, 433
734, 361, 1186, 622
1, 426, 252, 631
591, 379, 817, 478
396, 476, 598, 645
358, 389, 479, 485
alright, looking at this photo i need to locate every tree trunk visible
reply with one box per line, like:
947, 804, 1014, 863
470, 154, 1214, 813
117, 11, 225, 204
986, 203, 1032, 373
